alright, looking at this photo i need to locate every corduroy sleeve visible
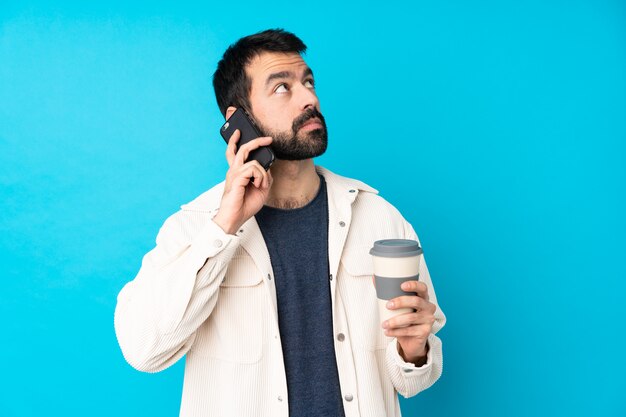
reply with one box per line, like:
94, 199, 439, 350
384, 221, 446, 398
114, 210, 240, 373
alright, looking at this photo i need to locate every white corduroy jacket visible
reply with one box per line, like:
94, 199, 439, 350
114, 166, 445, 417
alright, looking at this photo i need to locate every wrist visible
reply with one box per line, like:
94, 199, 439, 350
212, 213, 239, 235
398, 342, 428, 367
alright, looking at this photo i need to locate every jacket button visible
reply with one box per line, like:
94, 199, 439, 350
337, 333, 345, 342
339, 221, 345, 227
213, 240, 223, 248
267, 273, 272, 280
403, 368, 415, 373
278, 396, 283, 402
349, 189, 355, 193
344, 394, 353, 402
329, 274, 333, 281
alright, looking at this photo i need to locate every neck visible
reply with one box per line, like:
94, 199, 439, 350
266, 159, 320, 209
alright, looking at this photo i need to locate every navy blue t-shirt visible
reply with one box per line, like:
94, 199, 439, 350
255, 174, 345, 417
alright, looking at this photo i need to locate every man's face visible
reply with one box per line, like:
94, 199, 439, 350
245, 51, 327, 160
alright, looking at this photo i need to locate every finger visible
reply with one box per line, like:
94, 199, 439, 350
383, 311, 416, 329
401, 280, 429, 301
226, 129, 241, 167
387, 295, 428, 312
259, 167, 273, 190
247, 164, 264, 188
234, 136, 273, 167
383, 311, 434, 329
384, 324, 431, 339
266, 168, 273, 188
233, 162, 265, 188
234, 136, 273, 168
246, 161, 269, 188
252, 160, 270, 189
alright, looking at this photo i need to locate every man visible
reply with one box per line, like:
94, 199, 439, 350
115, 29, 445, 417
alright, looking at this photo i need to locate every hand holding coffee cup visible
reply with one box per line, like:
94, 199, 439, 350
370, 239, 423, 325
370, 239, 436, 363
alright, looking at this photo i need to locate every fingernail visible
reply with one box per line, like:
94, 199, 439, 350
387, 301, 394, 309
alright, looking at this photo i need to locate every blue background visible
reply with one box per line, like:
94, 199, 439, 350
1, 1, 624, 416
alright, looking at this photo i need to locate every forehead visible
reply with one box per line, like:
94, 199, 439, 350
246, 51, 310, 84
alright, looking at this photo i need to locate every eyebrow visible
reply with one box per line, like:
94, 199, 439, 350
265, 67, 314, 88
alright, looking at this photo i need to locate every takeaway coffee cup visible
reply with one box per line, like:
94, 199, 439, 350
369, 239, 423, 325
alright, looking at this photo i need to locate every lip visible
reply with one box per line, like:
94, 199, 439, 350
299, 118, 323, 131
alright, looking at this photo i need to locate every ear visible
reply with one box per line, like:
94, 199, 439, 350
225, 106, 237, 120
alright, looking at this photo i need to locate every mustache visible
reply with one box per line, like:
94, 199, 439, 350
292, 108, 326, 132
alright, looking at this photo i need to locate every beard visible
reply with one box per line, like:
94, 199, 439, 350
256, 107, 328, 161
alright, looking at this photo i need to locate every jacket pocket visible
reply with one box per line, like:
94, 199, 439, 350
220, 253, 264, 287
340, 246, 391, 351
193, 255, 265, 363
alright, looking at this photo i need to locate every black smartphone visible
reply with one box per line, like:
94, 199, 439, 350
220, 108, 275, 171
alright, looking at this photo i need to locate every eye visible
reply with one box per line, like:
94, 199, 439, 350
274, 83, 289, 93
304, 79, 315, 89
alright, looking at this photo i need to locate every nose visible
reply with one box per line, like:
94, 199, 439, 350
295, 82, 319, 111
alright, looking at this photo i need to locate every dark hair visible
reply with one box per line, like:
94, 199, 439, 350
212, 29, 307, 116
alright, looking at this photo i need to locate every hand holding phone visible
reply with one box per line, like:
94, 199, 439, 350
213, 109, 274, 235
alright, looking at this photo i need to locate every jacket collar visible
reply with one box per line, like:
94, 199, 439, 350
180, 165, 378, 213
316, 166, 378, 196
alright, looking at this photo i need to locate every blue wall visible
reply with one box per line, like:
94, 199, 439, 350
1, 1, 624, 416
